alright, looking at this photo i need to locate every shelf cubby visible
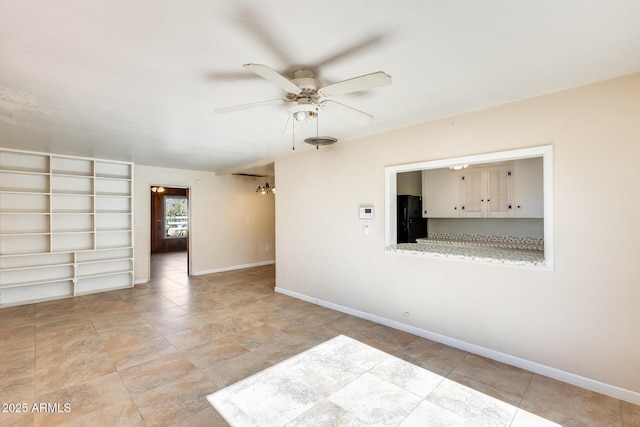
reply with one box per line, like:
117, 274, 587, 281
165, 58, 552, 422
0, 150, 49, 173
95, 195, 131, 213
51, 156, 93, 176
95, 161, 131, 180
0, 214, 49, 234
0, 193, 50, 213
95, 178, 131, 196
0, 171, 50, 193
0, 281, 74, 305
51, 213, 94, 233
75, 272, 132, 295
95, 212, 131, 231
76, 259, 132, 279
0, 234, 50, 256
51, 175, 93, 195
51, 233, 94, 252
76, 247, 132, 263
95, 230, 131, 250
0, 252, 74, 270
1, 264, 74, 288
51, 194, 93, 213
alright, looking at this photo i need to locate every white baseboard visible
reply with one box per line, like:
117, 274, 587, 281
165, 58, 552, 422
194, 260, 275, 276
275, 286, 640, 406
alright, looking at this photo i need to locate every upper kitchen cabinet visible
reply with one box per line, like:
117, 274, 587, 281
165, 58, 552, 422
513, 157, 543, 218
458, 167, 484, 217
459, 163, 513, 218
421, 158, 543, 219
485, 163, 513, 218
422, 168, 460, 218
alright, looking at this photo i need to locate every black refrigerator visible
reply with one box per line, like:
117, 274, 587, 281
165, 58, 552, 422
397, 195, 428, 243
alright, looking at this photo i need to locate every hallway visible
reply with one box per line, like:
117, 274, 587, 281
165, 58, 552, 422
150, 251, 188, 281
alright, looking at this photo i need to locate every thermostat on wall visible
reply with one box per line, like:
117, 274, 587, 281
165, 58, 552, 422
359, 206, 374, 219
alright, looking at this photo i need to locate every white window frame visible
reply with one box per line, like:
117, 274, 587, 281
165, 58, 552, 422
163, 195, 189, 239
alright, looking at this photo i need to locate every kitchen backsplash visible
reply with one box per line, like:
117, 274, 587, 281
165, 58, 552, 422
427, 218, 544, 239
420, 233, 544, 251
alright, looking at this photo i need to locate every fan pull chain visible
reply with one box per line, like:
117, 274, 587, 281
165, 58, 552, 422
292, 118, 295, 151
316, 107, 320, 150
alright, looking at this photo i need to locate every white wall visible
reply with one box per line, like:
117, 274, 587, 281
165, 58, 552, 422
133, 165, 275, 282
397, 171, 422, 196
275, 73, 640, 398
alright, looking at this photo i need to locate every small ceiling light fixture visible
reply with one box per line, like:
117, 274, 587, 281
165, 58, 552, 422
288, 101, 317, 124
449, 164, 469, 171
294, 110, 317, 122
151, 186, 165, 192
256, 178, 275, 195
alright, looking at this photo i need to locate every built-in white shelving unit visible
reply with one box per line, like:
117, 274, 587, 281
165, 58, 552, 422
0, 148, 134, 306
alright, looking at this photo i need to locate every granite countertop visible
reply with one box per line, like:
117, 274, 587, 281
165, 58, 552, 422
386, 233, 545, 266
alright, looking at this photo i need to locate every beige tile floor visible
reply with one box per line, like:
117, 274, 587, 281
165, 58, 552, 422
0, 251, 638, 426
209, 334, 554, 426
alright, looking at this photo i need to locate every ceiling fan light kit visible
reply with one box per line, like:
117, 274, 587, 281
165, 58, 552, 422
287, 102, 317, 123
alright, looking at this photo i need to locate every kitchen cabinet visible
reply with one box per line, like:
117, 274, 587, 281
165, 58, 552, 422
421, 168, 460, 218
513, 157, 543, 218
458, 167, 484, 217
0, 148, 134, 307
486, 163, 513, 218
459, 163, 513, 218
420, 159, 543, 219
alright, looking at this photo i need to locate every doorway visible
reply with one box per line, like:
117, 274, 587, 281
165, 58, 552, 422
150, 186, 190, 276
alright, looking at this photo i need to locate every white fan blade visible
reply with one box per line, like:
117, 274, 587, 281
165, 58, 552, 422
318, 71, 391, 96
320, 100, 373, 126
215, 99, 286, 113
243, 63, 302, 95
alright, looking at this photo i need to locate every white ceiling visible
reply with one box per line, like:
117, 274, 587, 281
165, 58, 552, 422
1, 1, 639, 173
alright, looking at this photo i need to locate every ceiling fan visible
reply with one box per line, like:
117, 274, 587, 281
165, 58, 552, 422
215, 63, 391, 133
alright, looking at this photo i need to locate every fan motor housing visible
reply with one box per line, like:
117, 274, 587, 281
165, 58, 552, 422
291, 69, 321, 95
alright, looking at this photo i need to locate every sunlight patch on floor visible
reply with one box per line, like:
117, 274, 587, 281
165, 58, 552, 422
208, 335, 561, 426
